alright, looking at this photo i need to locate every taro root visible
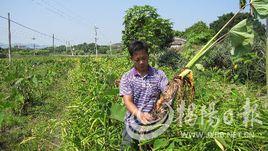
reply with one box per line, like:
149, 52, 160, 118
150, 68, 195, 121
155, 68, 195, 111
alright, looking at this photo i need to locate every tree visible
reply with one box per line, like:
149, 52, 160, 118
173, 30, 185, 38
73, 43, 95, 54
122, 5, 174, 54
184, 21, 214, 45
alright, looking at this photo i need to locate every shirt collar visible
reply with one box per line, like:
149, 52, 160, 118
132, 66, 154, 77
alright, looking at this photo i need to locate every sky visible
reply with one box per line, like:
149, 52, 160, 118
0, 0, 246, 46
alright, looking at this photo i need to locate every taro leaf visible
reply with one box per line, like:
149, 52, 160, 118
229, 19, 254, 55
240, 0, 247, 9
251, 0, 268, 19
109, 102, 126, 122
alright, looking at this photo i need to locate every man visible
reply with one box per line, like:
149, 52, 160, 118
119, 40, 168, 150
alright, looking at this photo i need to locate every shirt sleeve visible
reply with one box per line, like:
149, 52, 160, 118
159, 70, 168, 93
119, 73, 132, 97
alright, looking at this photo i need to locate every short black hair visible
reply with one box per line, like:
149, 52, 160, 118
128, 40, 148, 57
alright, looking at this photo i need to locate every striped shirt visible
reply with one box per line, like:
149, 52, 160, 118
119, 66, 168, 124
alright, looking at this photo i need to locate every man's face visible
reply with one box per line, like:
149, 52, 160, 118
131, 50, 149, 72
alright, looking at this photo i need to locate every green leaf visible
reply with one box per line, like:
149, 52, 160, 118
0, 112, 3, 126
153, 138, 169, 150
104, 88, 119, 96
109, 102, 126, 122
19, 137, 36, 145
215, 137, 230, 149
14, 78, 24, 86
214, 138, 225, 151
251, 0, 268, 19
32, 75, 38, 85
0, 101, 12, 110
195, 64, 205, 71
167, 142, 175, 150
0, 93, 3, 100
229, 19, 254, 55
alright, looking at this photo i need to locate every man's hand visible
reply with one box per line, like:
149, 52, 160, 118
122, 95, 154, 124
136, 111, 154, 124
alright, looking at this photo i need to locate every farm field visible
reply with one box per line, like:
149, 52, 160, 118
0, 56, 267, 150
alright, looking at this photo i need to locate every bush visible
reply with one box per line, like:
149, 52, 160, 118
202, 39, 232, 69
158, 51, 186, 70
231, 39, 266, 84
201, 35, 266, 84
0, 53, 7, 58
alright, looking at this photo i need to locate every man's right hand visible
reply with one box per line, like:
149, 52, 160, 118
136, 111, 154, 124
122, 95, 154, 124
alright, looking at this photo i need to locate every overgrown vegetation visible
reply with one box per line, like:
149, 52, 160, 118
0, 57, 77, 150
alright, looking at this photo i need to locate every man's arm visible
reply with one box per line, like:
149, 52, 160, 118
123, 95, 153, 124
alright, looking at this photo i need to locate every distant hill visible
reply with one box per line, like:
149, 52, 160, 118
111, 43, 122, 49
0, 43, 49, 49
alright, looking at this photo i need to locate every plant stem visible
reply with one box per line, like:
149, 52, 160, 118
179, 37, 220, 78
